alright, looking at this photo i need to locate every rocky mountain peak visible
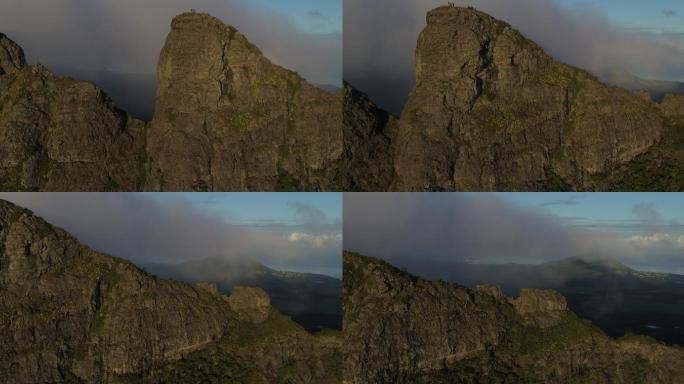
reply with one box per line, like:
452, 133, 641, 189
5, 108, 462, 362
0, 33, 26, 76
383, 5, 666, 191
146, 11, 342, 191
427, 5, 500, 29
171, 12, 234, 33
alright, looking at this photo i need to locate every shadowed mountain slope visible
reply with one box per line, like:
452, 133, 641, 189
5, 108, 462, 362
146, 256, 342, 333
0, 199, 341, 383
398, 256, 684, 346
343, 251, 684, 383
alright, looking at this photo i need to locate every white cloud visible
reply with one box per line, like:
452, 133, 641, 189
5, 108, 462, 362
289, 232, 342, 248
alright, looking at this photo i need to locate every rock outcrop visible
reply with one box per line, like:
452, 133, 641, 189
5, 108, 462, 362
226, 286, 271, 323
146, 13, 342, 191
0, 35, 146, 191
343, 251, 684, 383
343, 6, 684, 191
0, 12, 342, 192
0, 199, 341, 383
0, 34, 26, 76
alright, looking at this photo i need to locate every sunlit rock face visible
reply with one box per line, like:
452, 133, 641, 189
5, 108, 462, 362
0, 34, 146, 192
146, 12, 343, 192
343, 6, 684, 192
1, 14, 343, 192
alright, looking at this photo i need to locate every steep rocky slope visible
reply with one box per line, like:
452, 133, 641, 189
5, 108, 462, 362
0, 34, 146, 191
342, 83, 396, 191
146, 13, 343, 191
0, 12, 342, 192
343, 251, 684, 383
0, 199, 341, 383
343, 5, 684, 191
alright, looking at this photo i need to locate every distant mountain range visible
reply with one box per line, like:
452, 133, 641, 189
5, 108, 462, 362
145, 256, 341, 333
598, 68, 684, 102
399, 255, 684, 345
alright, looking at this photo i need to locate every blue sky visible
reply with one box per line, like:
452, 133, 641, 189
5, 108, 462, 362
250, 0, 342, 34
501, 193, 684, 234
556, 0, 684, 34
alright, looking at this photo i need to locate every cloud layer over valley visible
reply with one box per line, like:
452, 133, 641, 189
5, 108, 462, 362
344, 193, 684, 274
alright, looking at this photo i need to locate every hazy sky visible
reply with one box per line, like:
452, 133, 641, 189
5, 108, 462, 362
0, 0, 342, 119
0, 193, 342, 278
344, 193, 684, 275
345, 0, 684, 114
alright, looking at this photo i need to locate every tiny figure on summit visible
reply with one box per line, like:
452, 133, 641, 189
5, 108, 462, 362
190, 8, 196, 13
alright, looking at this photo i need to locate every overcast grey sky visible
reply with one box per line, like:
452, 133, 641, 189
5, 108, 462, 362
344, 193, 684, 275
345, 0, 684, 114
0, 193, 342, 278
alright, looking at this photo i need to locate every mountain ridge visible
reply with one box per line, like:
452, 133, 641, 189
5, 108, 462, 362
0, 199, 341, 383
343, 251, 684, 383
0, 12, 343, 192
145, 255, 342, 332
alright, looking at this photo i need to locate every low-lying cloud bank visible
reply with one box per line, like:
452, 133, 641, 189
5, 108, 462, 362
344, 193, 684, 274
345, 0, 684, 114
0, 0, 341, 120
0, 193, 342, 277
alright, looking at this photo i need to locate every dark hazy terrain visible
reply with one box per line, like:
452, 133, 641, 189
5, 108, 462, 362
0, 199, 342, 383
146, 257, 342, 333
398, 256, 684, 346
344, 251, 684, 383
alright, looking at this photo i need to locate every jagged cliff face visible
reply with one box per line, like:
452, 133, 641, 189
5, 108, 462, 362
342, 83, 396, 191
146, 13, 343, 191
343, 251, 684, 384
344, 6, 684, 191
0, 13, 342, 192
0, 200, 341, 383
0, 34, 146, 191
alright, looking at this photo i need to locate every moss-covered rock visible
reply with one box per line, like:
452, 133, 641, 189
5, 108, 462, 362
343, 251, 684, 383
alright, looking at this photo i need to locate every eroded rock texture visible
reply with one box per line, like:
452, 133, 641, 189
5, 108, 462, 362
0, 12, 342, 192
343, 251, 684, 383
0, 199, 341, 383
146, 13, 342, 191
343, 6, 684, 191
0, 34, 146, 191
